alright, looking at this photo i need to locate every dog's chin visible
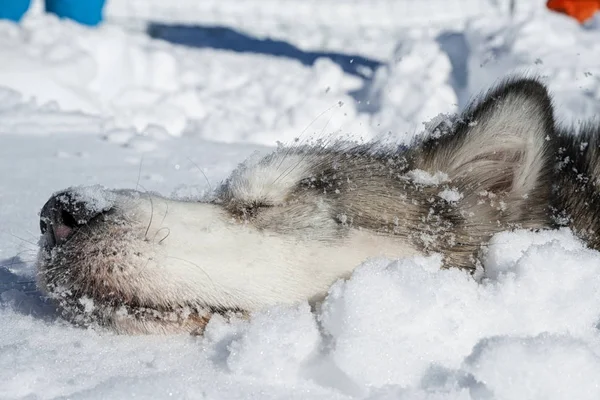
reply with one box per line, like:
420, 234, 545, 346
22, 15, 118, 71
105, 303, 245, 335
40, 283, 243, 336
94, 303, 213, 335
36, 233, 247, 335
38, 255, 244, 335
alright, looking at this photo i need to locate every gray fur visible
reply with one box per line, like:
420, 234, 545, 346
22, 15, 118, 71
35, 77, 600, 334
219, 78, 559, 270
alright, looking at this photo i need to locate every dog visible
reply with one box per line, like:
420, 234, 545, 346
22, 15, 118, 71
35, 77, 600, 334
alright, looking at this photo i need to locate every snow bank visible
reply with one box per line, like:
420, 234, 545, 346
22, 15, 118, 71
0, 14, 370, 146
105, 0, 527, 60
318, 229, 600, 395
107, 0, 512, 30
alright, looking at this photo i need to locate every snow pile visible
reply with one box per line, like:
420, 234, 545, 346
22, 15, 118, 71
107, 0, 512, 29
367, 33, 458, 141
0, 14, 371, 146
105, 0, 524, 59
318, 229, 600, 397
209, 304, 321, 381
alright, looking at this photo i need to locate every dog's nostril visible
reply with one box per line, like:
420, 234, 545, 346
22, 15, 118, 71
61, 210, 80, 229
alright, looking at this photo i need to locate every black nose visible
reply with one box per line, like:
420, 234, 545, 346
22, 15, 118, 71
40, 190, 108, 245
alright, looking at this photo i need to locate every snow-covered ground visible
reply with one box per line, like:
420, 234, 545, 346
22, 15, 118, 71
1, 1, 600, 398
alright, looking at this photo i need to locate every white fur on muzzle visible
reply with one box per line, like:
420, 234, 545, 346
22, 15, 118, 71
36, 186, 418, 334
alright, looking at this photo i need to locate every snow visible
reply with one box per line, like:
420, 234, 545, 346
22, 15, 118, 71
405, 170, 450, 186
438, 188, 463, 202
59, 185, 117, 215
319, 229, 600, 395
2, 0, 600, 398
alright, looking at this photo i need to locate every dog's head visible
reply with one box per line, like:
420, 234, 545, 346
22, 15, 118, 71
36, 78, 556, 334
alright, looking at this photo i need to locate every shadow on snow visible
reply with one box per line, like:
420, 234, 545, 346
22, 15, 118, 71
148, 22, 383, 80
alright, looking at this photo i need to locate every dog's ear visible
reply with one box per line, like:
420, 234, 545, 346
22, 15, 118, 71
419, 78, 554, 198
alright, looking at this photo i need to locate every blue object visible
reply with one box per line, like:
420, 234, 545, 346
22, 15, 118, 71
45, 0, 105, 26
0, 0, 31, 22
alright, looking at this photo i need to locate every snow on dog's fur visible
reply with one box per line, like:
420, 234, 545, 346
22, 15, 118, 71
35, 78, 600, 334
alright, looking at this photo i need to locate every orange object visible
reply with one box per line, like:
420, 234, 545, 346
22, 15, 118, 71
547, 0, 600, 23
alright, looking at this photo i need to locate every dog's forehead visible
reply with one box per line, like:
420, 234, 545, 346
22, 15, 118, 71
226, 152, 314, 205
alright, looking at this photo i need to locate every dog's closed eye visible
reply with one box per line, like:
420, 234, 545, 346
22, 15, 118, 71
229, 200, 273, 219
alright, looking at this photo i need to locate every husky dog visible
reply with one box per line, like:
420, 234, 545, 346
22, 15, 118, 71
36, 77, 600, 334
